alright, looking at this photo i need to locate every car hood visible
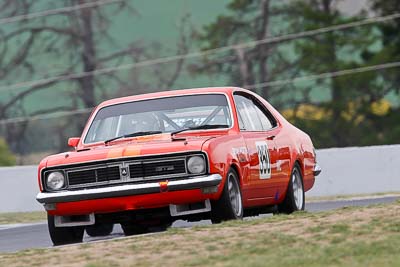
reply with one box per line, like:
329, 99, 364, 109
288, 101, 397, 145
44, 134, 215, 168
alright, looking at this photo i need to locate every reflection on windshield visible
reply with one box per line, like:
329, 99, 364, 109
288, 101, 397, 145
84, 94, 232, 144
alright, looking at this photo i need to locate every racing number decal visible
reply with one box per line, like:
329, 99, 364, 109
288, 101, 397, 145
255, 141, 271, 179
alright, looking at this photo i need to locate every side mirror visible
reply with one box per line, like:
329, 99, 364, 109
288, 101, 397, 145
68, 137, 80, 148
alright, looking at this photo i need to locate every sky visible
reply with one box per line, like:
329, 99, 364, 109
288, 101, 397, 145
338, 0, 370, 15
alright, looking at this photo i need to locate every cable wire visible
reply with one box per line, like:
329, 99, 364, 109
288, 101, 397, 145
245, 61, 400, 89
1, 60, 400, 125
0, 0, 123, 25
0, 108, 92, 125
1, 12, 400, 92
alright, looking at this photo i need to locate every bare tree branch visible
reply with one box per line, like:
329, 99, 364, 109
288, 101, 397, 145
163, 14, 192, 89
0, 76, 63, 117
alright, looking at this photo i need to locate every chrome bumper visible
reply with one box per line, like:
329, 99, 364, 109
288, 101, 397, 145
36, 174, 222, 204
313, 164, 322, 176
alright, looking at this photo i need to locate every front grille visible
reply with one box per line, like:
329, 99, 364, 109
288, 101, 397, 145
52, 154, 206, 190
67, 166, 121, 186
129, 164, 144, 178
143, 160, 186, 177
129, 159, 186, 179
97, 166, 121, 182
68, 169, 96, 185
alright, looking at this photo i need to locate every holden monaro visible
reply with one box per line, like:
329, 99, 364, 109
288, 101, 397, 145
36, 87, 321, 245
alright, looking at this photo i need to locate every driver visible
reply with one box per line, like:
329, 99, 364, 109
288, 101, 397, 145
116, 112, 162, 136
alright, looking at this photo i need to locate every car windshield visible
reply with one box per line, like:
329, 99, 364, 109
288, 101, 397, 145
84, 94, 232, 144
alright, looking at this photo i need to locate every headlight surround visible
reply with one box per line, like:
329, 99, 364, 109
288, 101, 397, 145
46, 171, 66, 190
187, 156, 206, 174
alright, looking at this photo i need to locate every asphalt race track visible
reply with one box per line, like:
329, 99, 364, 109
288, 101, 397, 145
0, 196, 398, 253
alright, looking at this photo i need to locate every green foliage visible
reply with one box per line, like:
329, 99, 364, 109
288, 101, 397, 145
0, 138, 16, 166
199, 0, 400, 148
198, 0, 293, 99
284, 0, 389, 147
367, 0, 400, 97
1, 0, 400, 157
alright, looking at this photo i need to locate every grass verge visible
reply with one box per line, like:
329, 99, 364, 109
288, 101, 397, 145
1, 193, 397, 225
0, 211, 46, 225
307, 192, 400, 202
1, 201, 400, 267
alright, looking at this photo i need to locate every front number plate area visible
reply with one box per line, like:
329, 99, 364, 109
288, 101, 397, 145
169, 199, 211, 217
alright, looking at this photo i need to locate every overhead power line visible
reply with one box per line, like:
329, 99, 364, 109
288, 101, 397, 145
0, 0, 123, 25
0, 108, 92, 125
245, 61, 400, 89
1, 60, 400, 126
1, 12, 400, 92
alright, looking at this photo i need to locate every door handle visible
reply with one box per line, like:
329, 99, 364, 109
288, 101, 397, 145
266, 135, 275, 140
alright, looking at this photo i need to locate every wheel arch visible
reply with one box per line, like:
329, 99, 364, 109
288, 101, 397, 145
225, 160, 242, 189
229, 162, 241, 180
294, 158, 304, 178
281, 158, 304, 199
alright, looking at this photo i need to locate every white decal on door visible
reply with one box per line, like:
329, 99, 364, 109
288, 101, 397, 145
256, 141, 271, 179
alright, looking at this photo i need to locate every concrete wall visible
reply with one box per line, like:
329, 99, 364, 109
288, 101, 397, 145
1, 144, 400, 212
307, 144, 400, 197
0, 165, 41, 212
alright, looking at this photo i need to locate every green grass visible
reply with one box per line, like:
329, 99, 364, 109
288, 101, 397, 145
0, 211, 46, 225
1, 202, 400, 267
307, 192, 400, 202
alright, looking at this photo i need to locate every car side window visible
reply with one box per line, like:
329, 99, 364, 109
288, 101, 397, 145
234, 93, 275, 131
234, 95, 262, 131
255, 103, 274, 130
236, 110, 246, 130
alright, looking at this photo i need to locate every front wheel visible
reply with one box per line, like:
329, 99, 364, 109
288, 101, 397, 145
121, 223, 149, 236
278, 163, 305, 214
211, 168, 243, 223
86, 223, 114, 237
47, 214, 84, 246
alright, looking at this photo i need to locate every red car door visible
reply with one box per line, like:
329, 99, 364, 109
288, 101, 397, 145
233, 93, 281, 207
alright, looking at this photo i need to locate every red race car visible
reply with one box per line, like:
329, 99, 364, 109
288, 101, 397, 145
36, 87, 321, 245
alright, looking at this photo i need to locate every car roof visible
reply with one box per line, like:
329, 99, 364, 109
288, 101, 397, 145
97, 87, 248, 108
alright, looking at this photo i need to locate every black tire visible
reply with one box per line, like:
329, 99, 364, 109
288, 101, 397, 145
86, 223, 114, 237
121, 223, 149, 236
211, 168, 243, 223
152, 221, 172, 232
47, 214, 84, 246
278, 163, 305, 214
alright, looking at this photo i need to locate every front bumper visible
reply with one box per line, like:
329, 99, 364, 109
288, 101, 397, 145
36, 174, 222, 204
313, 164, 322, 176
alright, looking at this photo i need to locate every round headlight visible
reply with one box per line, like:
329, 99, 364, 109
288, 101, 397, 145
46, 171, 65, 190
187, 156, 205, 174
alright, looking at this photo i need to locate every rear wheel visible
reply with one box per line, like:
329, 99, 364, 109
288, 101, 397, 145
278, 163, 305, 214
211, 168, 243, 223
86, 223, 114, 237
47, 214, 84, 246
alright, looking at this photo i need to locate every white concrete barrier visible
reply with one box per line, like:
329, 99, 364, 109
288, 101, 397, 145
0, 144, 399, 212
307, 144, 400, 197
0, 165, 42, 212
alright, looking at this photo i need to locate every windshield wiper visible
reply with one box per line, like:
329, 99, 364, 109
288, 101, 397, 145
104, 131, 162, 145
171, 124, 229, 136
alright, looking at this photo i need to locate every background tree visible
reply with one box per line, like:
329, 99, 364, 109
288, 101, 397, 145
193, 0, 295, 102
278, 0, 391, 148
1, 0, 399, 164
0, 138, 16, 166
0, 0, 189, 162
360, 0, 400, 144
195, 0, 399, 148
